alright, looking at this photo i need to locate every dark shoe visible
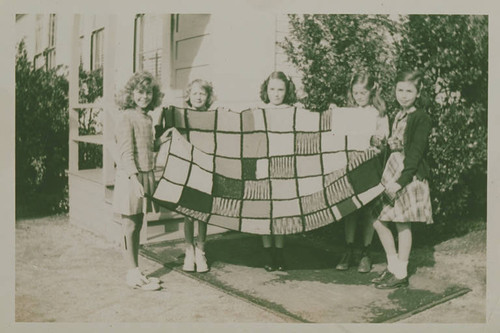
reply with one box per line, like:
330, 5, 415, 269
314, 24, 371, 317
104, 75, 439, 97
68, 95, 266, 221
335, 251, 352, 271
375, 272, 409, 289
264, 263, 276, 272
357, 255, 372, 273
275, 248, 286, 271
371, 269, 390, 284
264, 247, 276, 272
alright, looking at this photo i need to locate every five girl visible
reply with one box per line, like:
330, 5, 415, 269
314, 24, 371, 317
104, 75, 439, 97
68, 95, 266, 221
371, 70, 433, 289
334, 73, 389, 273
113, 71, 165, 290
114, 68, 433, 291
259, 71, 297, 272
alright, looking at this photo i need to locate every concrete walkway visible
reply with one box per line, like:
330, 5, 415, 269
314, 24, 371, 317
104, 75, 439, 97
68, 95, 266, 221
14, 214, 487, 328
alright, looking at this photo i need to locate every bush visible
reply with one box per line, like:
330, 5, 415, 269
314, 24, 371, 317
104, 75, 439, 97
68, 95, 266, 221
16, 40, 69, 217
283, 14, 400, 111
283, 15, 488, 224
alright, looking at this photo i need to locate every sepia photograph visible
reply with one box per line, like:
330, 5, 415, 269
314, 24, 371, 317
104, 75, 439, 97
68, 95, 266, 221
2, 0, 499, 331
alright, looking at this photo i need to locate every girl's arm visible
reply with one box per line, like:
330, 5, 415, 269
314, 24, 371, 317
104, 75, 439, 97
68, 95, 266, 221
396, 112, 432, 188
115, 113, 139, 177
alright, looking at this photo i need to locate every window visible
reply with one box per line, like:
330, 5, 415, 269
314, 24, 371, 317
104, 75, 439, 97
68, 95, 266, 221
33, 14, 57, 70
91, 28, 104, 70
134, 14, 163, 81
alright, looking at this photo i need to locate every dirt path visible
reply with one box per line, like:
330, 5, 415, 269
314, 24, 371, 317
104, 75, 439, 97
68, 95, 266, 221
15, 214, 486, 323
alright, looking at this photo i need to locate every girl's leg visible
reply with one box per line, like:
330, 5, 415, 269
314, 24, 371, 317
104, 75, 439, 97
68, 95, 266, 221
184, 217, 195, 246
394, 222, 412, 279
195, 221, 209, 273
336, 216, 356, 270
121, 214, 143, 269
358, 216, 375, 273
196, 220, 208, 251
262, 235, 275, 271
372, 220, 398, 273
183, 218, 196, 271
274, 235, 286, 271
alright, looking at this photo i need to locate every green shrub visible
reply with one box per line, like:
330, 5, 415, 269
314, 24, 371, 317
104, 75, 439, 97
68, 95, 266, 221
283, 14, 399, 111
16, 40, 69, 217
283, 15, 487, 223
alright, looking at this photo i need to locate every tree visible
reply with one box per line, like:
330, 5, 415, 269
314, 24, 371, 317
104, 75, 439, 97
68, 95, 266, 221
16, 40, 69, 217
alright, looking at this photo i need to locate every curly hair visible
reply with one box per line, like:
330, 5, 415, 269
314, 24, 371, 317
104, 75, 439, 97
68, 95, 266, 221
184, 79, 216, 110
116, 71, 164, 111
260, 71, 297, 105
347, 72, 386, 117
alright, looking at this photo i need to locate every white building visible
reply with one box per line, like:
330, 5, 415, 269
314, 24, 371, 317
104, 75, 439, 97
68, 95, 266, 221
16, 13, 301, 244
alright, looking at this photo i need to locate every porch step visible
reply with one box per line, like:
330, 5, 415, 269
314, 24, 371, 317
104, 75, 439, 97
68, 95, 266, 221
141, 218, 228, 244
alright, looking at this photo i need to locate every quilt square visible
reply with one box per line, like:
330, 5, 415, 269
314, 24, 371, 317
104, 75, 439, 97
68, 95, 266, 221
153, 179, 183, 204
256, 159, 269, 179
269, 156, 295, 178
241, 200, 271, 218
322, 152, 347, 174
163, 155, 190, 185
295, 107, 320, 132
212, 197, 242, 217
192, 148, 214, 172
295, 132, 321, 155
272, 216, 303, 235
271, 179, 297, 200
177, 206, 210, 222
165, 107, 186, 129
243, 180, 270, 200
215, 156, 242, 179
242, 158, 257, 180
186, 164, 213, 194
264, 107, 294, 132
217, 109, 241, 132
325, 176, 355, 206
189, 130, 215, 154
304, 209, 334, 231
335, 198, 358, 218
241, 108, 266, 132
296, 155, 322, 177
242, 132, 267, 158
186, 109, 216, 130
321, 132, 344, 152
208, 215, 241, 231
268, 133, 294, 156
213, 174, 243, 199
348, 153, 384, 194
169, 130, 193, 161
241, 218, 271, 235
216, 133, 241, 158
178, 186, 213, 213
273, 198, 301, 218
298, 176, 323, 196
320, 109, 332, 131
300, 191, 327, 215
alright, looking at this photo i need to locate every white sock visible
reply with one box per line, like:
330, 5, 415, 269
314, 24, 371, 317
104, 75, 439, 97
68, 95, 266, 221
394, 258, 408, 279
387, 254, 398, 274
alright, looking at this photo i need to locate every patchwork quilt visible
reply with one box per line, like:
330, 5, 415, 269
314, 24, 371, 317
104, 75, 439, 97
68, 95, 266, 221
151, 106, 386, 235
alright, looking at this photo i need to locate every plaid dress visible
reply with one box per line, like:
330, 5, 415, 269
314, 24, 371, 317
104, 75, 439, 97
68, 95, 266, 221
377, 108, 433, 224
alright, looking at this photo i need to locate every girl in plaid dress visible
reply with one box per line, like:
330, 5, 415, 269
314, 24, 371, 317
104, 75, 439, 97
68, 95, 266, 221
372, 70, 433, 289
113, 72, 165, 290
